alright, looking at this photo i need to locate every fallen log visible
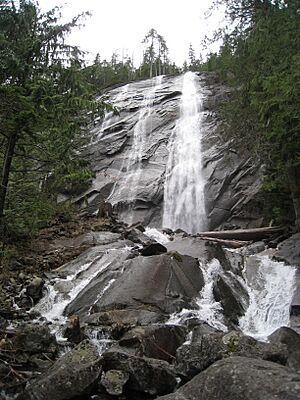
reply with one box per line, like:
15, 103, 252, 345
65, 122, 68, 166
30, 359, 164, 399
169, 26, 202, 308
197, 226, 285, 242
199, 236, 251, 248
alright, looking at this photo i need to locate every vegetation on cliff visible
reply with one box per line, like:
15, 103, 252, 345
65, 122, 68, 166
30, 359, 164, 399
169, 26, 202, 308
201, 0, 300, 228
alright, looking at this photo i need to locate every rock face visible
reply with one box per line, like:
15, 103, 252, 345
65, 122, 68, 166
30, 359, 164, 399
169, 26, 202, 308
156, 356, 300, 400
274, 233, 300, 315
17, 340, 102, 400
70, 72, 264, 231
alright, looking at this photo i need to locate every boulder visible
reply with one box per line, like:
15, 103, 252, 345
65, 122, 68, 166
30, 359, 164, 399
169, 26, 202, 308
140, 242, 167, 256
14, 324, 57, 355
94, 253, 204, 315
102, 347, 177, 396
156, 356, 300, 400
100, 369, 129, 396
273, 233, 300, 315
274, 233, 300, 267
26, 277, 44, 302
213, 272, 249, 325
269, 327, 300, 371
17, 340, 102, 400
175, 331, 287, 380
191, 321, 221, 342
119, 324, 186, 362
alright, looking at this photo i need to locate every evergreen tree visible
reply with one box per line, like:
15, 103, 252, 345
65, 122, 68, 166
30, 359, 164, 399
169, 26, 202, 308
206, 0, 300, 228
0, 0, 105, 238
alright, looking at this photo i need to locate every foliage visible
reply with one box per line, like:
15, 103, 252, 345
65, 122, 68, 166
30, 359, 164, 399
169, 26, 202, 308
0, 0, 107, 239
202, 0, 300, 227
140, 28, 179, 78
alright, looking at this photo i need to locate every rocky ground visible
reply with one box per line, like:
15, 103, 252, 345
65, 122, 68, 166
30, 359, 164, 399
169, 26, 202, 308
0, 213, 299, 400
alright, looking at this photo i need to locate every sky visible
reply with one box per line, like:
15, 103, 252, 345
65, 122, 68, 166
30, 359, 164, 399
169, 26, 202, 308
37, 0, 225, 66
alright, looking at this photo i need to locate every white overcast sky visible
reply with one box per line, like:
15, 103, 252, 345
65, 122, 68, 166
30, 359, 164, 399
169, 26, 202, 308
37, 0, 225, 66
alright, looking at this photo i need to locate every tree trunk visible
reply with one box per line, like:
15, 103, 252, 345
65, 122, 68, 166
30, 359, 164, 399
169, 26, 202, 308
197, 226, 285, 241
0, 132, 18, 221
287, 166, 300, 231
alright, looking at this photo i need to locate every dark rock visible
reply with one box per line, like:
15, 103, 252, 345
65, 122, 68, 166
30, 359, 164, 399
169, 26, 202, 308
17, 340, 102, 400
269, 327, 300, 371
102, 347, 177, 396
191, 321, 221, 342
26, 277, 44, 302
14, 324, 57, 355
124, 228, 152, 246
84, 309, 164, 328
156, 356, 300, 400
93, 253, 204, 315
119, 324, 186, 362
63, 73, 265, 230
273, 234, 300, 315
175, 331, 288, 380
213, 272, 249, 325
100, 369, 129, 396
274, 233, 300, 267
140, 242, 167, 256
63, 315, 85, 344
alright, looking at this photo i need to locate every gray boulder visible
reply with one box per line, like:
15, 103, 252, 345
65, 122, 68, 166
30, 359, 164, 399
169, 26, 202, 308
213, 272, 249, 325
26, 277, 44, 302
100, 369, 129, 396
274, 233, 300, 267
156, 356, 300, 400
175, 331, 287, 380
91, 253, 204, 315
102, 347, 177, 396
269, 326, 300, 371
14, 324, 57, 355
17, 340, 102, 400
119, 324, 186, 362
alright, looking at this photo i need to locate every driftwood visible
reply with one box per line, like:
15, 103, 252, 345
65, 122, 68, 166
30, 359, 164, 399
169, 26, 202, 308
197, 226, 285, 242
199, 236, 251, 248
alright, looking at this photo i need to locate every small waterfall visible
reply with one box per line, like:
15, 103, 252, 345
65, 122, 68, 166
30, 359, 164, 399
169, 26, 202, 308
108, 75, 163, 223
33, 248, 131, 338
239, 255, 296, 341
163, 71, 207, 234
168, 259, 227, 331
92, 83, 130, 141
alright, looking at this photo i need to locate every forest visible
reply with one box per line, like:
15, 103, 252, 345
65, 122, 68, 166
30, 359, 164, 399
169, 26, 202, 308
0, 0, 299, 251
0, 1, 300, 398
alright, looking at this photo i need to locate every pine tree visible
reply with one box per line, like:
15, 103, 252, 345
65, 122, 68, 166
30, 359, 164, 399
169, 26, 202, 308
0, 1, 105, 238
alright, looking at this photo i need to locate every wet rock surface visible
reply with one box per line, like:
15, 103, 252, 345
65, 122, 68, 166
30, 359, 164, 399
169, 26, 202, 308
1, 72, 299, 400
70, 73, 265, 230
213, 271, 249, 325
2, 224, 299, 400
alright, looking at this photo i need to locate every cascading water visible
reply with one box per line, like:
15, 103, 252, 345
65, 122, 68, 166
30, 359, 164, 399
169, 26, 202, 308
108, 75, 163, 223
239, 255, 296, 341
92, 83, 130, 141
168, 258, 227, 332
163, 71, 207, 234
33, 247, 131, 343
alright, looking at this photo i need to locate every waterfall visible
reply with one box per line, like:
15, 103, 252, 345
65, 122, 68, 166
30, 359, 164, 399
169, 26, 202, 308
92, 83, 130, 141
33, 247, 131, 338
168, 259, 227, 332
163, 71, 207, 234
239, 255, 296, 341
109, 75, 163, 223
